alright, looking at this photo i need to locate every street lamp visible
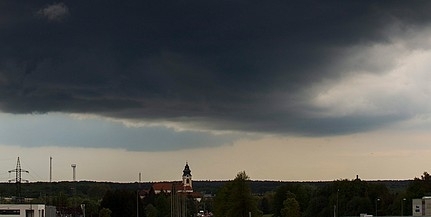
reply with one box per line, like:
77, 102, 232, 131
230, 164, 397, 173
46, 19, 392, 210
337, 189, 339, 217
401, 198, 406, 216
375, 198, 380, 216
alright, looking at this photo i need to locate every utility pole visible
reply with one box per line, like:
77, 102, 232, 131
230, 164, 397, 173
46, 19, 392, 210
50, 157, 53, 183
8, 157, 29, 203
49, 156, 53, 205
137, 172, 141, 217
337, 189, 339, 217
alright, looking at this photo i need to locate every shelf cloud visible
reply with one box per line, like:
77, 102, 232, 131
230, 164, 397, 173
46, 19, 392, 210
1, 1, 431, 137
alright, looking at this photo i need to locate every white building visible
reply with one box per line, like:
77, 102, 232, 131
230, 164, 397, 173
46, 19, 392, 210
0, 204, 56, 217
413, 196, 431, 216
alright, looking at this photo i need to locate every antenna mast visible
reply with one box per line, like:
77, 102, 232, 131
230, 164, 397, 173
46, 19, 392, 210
8, 157, 29, 203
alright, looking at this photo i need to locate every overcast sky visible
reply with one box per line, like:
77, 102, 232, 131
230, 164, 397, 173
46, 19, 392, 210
1, 1, 431, 182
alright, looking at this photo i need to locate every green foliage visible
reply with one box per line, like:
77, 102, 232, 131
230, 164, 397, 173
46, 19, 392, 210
214, 179, 233, 216
155, 193, 170, 217
407, 172, 431, 198
303, 195, 329, 217
280, 193, 300, 217
214, 171, 262, 217
259, 192, 274, 214
272, 177, 406, 217
143, 187, 156, 206
52, 192, 69, 208
422, 172, 431, 181
146, 204, 158, 217
186, 195, 198, 217
273, 184, 313, 217
100, 189, 138, 217
99, 208, 111, 217
344, 196, 372, 216
2, 172, 431, 217
82, 199, 100, 217
86, 183, 111, 199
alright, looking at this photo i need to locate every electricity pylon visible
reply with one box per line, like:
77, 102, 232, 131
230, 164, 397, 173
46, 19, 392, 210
9, 157, 29, 203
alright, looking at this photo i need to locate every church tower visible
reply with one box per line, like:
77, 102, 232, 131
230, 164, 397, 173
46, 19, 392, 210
182, 162, 192, 189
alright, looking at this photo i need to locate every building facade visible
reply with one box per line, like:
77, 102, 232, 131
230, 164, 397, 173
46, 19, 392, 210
0, 204, 56, 217
146, 162, 202, 217
413, 197, 431, 216
152, 162, 194, 194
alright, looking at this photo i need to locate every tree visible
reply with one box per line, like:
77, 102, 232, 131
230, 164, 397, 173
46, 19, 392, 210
186, 194, 198, 217
281, 193, 300, 217
146, 204, 158, 217
344, 196, 372, 216
422, 172, 431, 181
214, 181, 232, 217
214, 171, 262, 217
155, 193, 170, 217
100, 190, 136, 217
259, 192, 273, 215
99, 208, 111, 217
143, 187, 156, 207
82, 198, 100, 217
273, 184, 312, 217
303, 196, 329, 217
280, 192, 300, 217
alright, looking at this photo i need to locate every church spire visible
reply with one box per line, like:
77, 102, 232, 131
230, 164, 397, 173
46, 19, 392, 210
183, 162, 191, 177
182, 162, 192, 189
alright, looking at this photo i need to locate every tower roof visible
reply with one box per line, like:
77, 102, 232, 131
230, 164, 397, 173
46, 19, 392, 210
183, 162, 192, 176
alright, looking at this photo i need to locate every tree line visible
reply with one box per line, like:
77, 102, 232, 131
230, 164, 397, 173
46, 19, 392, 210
2, 172, 431, 216
255, 172, 431, 217
97, 171, 431, 217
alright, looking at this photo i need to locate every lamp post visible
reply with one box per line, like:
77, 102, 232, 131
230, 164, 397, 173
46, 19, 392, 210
401, 198, 406, 216
337, 189, 339, 217
375, 198, 380, 217
80, 204, 85, 217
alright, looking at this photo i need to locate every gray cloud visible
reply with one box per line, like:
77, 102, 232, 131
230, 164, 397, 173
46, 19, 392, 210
1, 1, 431, 137
37, 3, 69, 22
0, 113, 240, 151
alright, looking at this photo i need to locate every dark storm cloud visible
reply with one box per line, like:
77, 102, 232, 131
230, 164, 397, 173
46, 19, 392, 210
1, 0, 431, 135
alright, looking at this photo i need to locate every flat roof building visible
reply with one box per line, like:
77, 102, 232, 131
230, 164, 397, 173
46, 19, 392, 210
0, 204, 56, 217
413, 196, 431, 216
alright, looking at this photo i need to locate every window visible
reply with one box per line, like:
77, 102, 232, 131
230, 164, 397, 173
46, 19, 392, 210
26, 210, 34, 217
0, 209, 20, 215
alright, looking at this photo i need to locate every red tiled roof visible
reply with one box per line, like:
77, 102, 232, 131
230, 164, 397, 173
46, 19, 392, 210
152, 182, 192, 192
153, 182, 176, 191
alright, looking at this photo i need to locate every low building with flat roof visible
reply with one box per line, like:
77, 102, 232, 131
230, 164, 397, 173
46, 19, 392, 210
413, 196, 431, 216
0, 204, 56, 217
